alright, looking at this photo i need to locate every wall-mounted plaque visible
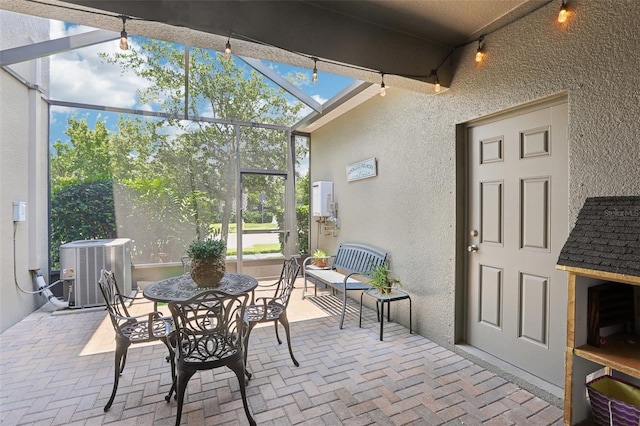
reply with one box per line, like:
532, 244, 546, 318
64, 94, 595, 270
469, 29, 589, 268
346, 157, 377, 182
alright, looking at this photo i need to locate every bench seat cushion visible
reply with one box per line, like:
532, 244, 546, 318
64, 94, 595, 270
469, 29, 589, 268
306, 269, 371, 291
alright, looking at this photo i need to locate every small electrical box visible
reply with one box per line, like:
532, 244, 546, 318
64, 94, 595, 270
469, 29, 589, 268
13, 201, 26, 222
312, 181, 333, 217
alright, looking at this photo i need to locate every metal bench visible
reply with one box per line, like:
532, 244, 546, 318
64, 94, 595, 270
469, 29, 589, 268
303, 243, 387, 328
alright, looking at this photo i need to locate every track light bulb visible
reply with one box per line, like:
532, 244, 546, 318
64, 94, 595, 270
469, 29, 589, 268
312, 60, 318, 83
119, 16, 128, 51
225, 39, 232, 60
431, 70, 441, 93
557, 9, 567, 23
475, 37, 484, 63
558, 1, 568, 23
120, 31, 128, 50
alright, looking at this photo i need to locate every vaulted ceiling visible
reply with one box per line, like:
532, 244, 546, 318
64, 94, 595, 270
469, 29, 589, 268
2, 0, 551, 93
1, 0, 559, 132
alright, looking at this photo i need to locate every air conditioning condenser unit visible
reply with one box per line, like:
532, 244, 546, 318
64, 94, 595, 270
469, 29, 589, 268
60, 238, 132, 309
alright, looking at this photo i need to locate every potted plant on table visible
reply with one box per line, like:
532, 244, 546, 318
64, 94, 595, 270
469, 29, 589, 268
367, 263, 402, 295
312, 249, 329, 268
186, 238, 227, 287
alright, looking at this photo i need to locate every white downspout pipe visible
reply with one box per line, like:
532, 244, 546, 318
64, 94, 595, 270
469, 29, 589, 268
33, 271, 68, 309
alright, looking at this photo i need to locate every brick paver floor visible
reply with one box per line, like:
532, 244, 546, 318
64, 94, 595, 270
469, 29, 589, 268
0, 279, 564, 425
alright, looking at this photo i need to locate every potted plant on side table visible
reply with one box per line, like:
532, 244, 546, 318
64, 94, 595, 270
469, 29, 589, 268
186, 238, 227, 287
312, 249, 329, 268
367, 263, 402, 295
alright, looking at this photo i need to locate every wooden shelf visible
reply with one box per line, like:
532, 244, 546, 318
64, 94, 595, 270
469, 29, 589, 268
557, 265, 640, 286
562, 269, 640, 425
574, 334, 640, 379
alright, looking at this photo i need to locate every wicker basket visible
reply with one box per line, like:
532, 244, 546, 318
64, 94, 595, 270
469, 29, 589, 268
587, 375, 640, 426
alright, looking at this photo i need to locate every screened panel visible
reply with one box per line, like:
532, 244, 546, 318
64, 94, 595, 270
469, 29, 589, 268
50, 34, 186, 113
239, 127, 288, 170
189, 47, 306, 125
47, 20, 319, 268
294, 135, 310, 255
240, 174, 286, 260
260, 60, 356, 100
49, 106, 238, 266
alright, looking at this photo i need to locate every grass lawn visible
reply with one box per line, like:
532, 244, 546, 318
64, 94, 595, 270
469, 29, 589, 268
227, 243, 281, 256
213, 223, 278, 233
209, 223, 281, 255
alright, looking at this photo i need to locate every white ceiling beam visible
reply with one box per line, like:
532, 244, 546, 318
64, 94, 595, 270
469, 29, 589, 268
293, 80, 374, 131
0, 29, 118, 66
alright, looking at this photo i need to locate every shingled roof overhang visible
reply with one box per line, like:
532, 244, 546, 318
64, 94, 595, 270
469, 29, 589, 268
556, 196, 640, 282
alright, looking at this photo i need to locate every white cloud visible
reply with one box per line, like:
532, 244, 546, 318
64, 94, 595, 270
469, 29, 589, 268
312, 94, 328, 104
49, 21, 150, 108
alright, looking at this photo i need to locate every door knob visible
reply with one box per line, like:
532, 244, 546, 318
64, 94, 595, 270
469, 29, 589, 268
467, 244, 479, 253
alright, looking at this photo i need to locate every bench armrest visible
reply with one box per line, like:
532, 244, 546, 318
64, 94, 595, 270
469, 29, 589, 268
343, 271, 368, 283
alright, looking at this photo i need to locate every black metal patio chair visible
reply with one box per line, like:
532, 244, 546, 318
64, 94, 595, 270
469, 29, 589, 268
166, 289, 255, 426
244, 257, 301, 378
98, 269, 174, 412
180, 255, 191, 274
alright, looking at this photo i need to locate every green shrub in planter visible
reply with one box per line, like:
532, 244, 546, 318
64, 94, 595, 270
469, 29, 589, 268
186, 238, 226, 287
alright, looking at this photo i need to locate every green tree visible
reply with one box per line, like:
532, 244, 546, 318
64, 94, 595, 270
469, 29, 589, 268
50, 117, 113, 192
50, 117, 118, 266
50, 179, 116, 267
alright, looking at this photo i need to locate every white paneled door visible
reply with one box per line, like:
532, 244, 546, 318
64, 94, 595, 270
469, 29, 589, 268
466, 101, 568, 387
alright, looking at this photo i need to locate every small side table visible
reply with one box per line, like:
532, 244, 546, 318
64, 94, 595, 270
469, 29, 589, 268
359, 288, 412, 341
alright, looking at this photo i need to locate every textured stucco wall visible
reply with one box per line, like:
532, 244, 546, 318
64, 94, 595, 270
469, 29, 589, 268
310, 0, 640, 348
0, 12, 50, 332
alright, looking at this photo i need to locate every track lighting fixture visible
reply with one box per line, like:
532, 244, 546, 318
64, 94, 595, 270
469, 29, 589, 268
119, 16, 128, 51
379, 73, 386, 97
225, 38, 232, 60
312, 58, 318, 83
431, 70, 441, 93
558, 0, 568, 23
475, 37, 484, 63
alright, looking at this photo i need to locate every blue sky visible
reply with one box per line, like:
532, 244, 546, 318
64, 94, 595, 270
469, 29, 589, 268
48, 20, 355, 147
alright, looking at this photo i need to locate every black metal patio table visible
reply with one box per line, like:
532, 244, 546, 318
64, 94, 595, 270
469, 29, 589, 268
143, 273, 258, 303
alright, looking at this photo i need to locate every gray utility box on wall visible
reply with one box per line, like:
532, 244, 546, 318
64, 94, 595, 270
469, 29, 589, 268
60, 238, 132, 308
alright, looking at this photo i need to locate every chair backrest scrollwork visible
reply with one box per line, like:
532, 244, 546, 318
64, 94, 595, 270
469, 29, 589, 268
268, 257, 300, 309
169, 290, 249, 363
98, 269, 133, 335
